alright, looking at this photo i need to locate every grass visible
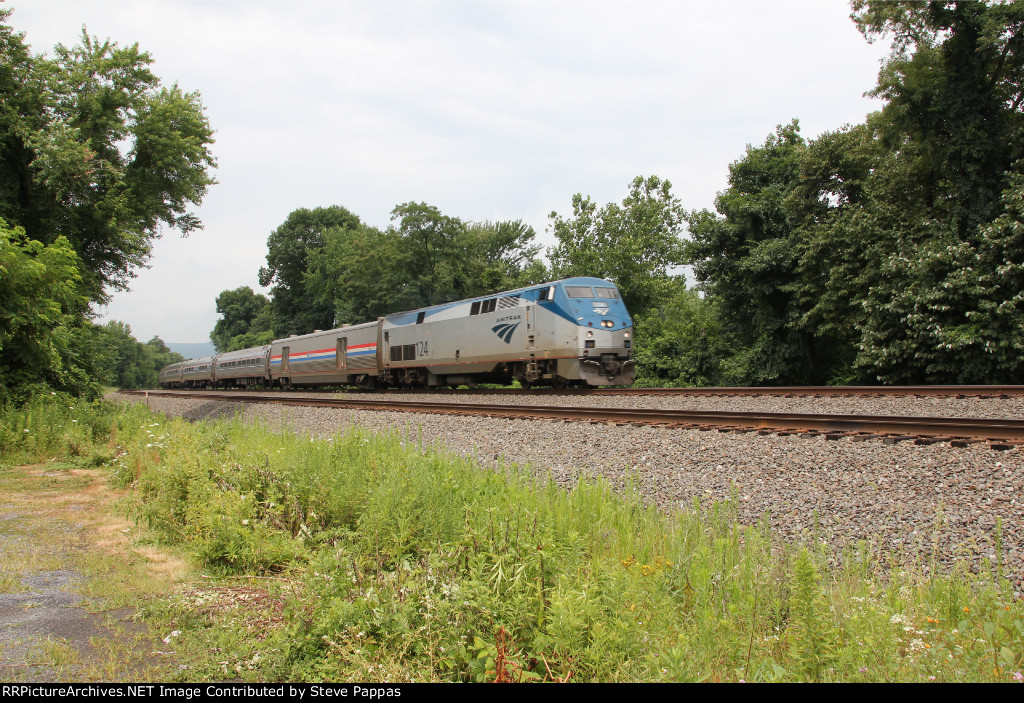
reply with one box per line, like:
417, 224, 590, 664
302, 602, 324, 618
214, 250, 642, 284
1, 392, 1023, 682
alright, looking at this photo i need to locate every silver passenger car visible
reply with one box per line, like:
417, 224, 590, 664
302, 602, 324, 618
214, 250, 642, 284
214, 346, 271, 388
270, 321, 380, 388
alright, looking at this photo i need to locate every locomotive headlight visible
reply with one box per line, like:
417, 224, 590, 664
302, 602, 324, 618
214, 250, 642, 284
624, 332, 631, 339
602, 320, 613, 328
586, 330, 594, 338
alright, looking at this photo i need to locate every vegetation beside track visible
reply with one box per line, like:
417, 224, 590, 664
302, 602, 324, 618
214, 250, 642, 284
2, 394, 1023, 682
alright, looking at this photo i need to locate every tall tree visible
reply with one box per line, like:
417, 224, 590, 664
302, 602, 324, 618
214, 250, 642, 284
844, 0, 1024, 382
464, 219, 548, 293
389, 201, 474, 306
548, 175, 687, 314
853, 0, 1024, 238
0, 10, 216, 300
258, 206, 361, 335
686, 122, 828, 385
0, 219, 98, 401
210, 286, 273, 352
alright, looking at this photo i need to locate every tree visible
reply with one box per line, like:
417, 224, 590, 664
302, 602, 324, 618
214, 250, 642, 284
259, 206, 361, 335
548, 175, 687, 314
0, 11, 215, 401
210, 286, 273, 352
632, 282, 730, 387
0, 219, 99, 401
464, 219, 547, 293
144, 336, 185, 381
855, 173, 1024, 383
841, 0, 1024, 382
686, 122, 828, 385
852, 0, 1024, 238
304, 223, 422, 325
390, 201, 476, 306
0, 10, 217, 301
300, 208, 547, 327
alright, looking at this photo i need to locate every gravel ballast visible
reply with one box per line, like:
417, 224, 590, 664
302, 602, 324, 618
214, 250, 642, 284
114, 392, 1024, 589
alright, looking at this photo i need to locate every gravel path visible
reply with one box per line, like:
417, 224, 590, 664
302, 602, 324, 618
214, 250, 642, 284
114, 392, 1024, 591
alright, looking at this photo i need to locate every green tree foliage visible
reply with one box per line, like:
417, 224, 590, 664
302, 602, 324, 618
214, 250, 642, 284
686, 122, 830, 385
295, 205, 547, 328
0, 11, 214, 401
143, 335, 185, 383
846, 0, 1024, 382
464, 219, 548, 293
686, 2, 1024, 385
0, 9, 216, 301
633, 282, 730, 387
210, 286, 273, 352
853, 0, 1024, 237
548, 175, 686, 314
389, 201, 481, 306
0, 219, 99, 401
258, 206, 362, 335
97, 322, 184, 389
305, 223, 422, 325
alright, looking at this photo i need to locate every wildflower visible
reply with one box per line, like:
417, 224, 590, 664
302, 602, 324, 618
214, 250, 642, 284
859, 667, 868, 674
1013, 671, 1023, 682
23, 429, 29, 433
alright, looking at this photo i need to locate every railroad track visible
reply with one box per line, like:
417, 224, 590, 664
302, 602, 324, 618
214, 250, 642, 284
122, 390, 1024, 449
166, 385, 1022, 397
580, 385, 1024, 398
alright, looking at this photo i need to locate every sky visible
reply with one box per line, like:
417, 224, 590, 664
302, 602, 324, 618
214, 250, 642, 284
7, 0, 892, 343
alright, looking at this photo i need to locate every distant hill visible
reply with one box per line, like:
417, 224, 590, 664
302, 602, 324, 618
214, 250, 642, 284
167, 342, 216, 359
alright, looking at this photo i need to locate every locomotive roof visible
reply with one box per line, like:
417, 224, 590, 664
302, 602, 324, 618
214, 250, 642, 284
384, 277, 620, 318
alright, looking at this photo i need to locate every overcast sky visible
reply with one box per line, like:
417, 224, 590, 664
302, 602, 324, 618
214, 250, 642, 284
9, 0, 891, 343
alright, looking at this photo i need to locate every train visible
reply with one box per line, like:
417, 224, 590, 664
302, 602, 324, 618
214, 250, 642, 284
158, 277, 635, 390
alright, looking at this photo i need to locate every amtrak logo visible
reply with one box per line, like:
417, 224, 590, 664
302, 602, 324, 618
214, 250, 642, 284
491, 322, 520, 344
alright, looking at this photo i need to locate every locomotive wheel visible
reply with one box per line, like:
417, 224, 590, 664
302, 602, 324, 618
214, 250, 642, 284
551, 376, 569, 390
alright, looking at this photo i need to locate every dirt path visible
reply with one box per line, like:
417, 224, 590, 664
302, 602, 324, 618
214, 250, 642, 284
0, 462, 187, 682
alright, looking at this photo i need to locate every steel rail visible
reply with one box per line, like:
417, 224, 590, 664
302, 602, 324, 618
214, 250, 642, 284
589, 385, 1024, 398
412, 385, 1024, 397
122, 390, 1024, 444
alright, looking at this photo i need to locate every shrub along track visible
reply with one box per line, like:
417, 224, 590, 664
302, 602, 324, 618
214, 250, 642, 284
123, 390, 1024, 450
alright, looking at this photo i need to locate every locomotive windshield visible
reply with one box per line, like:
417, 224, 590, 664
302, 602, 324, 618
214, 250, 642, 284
565, 285, 621, 299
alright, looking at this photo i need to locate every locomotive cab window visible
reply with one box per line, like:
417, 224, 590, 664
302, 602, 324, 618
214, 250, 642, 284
470, 301, 481, 315
565, 286, 594, 298
595, 287, 620, 299
416, 311, 425, 324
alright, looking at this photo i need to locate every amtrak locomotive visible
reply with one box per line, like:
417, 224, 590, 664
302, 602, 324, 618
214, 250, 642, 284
158, 277, 635, 389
